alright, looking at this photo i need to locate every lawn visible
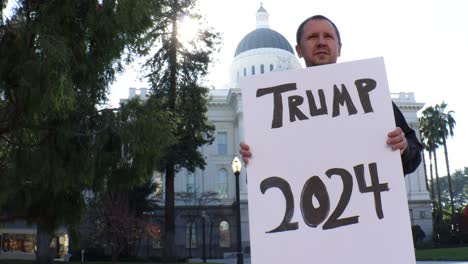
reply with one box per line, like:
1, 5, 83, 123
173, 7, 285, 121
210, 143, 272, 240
2, 247, 468, 263
0, 261, 222, 264
415, 246, 468, 261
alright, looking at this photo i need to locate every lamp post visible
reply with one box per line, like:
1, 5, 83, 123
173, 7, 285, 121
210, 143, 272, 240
201, 210, 207, 263
231, 156, 243, 264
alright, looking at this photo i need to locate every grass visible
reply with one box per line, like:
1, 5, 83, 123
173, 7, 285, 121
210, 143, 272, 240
415, 246, 468, 261
0, 261, 222, 264
2, 247, 468, 263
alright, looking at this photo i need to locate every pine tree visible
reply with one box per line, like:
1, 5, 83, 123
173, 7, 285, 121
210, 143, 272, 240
133, 0, 220, 259
0, 1, 164, 263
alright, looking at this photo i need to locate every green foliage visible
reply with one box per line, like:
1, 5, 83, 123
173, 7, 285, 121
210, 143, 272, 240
81, 96, 174, 262
435, 167, 468, 211
0, 0, 217, 262
139, 0, 220, 172
419, 101, 458, 233
127, 0, 220, 258
430, 168, 468, 245
0, 0, 171, 245
0, 113, 95, 233
92, 97, 175, 193
419, 108, 442, 152
419, 102, 456, 147
119, 0, 219, 259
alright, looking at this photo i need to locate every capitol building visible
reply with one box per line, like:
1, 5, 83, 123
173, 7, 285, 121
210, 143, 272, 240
133, 4, 433, 259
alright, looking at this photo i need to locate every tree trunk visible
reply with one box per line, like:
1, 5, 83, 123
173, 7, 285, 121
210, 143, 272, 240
163, 1, 179, 261
442, 136, 455, 226
428, 151, 438, 240
428, 151, 436, 209
164, 164, 176, 261
112, 248, 118, 264
35, 224, 53, 264
189, 221, 193, 258
433, 150, 443, 225
209, 221, 213, 258
421, 143, 429, 192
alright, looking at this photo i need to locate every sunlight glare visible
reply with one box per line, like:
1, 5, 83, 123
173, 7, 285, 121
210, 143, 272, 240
178, 15, 200, 45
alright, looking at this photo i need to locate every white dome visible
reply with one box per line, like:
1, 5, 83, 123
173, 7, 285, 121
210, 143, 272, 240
229, 4, 301, 88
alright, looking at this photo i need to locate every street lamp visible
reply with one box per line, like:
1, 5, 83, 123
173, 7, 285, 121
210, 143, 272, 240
231, 156, 243, 264
201, 210, 207, 263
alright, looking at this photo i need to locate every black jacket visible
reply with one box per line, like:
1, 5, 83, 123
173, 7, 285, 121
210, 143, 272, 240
392, 102, 423, 175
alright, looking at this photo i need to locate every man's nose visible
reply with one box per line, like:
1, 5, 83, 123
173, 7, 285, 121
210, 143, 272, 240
317, 35, 326, 45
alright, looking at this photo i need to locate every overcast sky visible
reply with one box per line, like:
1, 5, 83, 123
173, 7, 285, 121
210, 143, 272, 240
6, 0, 466, 172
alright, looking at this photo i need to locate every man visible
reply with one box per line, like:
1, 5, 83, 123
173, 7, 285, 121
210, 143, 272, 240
240, 15, 422, 174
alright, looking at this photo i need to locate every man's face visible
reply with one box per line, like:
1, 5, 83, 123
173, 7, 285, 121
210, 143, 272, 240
295, 19, 342, 67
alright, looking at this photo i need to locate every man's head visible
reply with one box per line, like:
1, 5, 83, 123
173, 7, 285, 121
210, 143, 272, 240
295, 15, 342, 67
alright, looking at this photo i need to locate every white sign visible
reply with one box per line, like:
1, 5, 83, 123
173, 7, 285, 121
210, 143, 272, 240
241, 58, 416, 264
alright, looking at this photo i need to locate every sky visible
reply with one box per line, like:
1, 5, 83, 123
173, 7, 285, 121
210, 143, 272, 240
4, 0, 468, 173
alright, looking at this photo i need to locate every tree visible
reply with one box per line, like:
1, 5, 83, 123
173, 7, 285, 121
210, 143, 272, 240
428, 168, 468, 244
434, 102, 456, 224
86, 189, 160, 264
420, 103, 457, 227
126, 181, 161, 257
419, 107, 443, 239
437, 167, 468, 212
419, 131, 436, 211
420, 107, 443, 228
0, 1, 163, 263
133, 0, 220, 259
84, 97, 174, 264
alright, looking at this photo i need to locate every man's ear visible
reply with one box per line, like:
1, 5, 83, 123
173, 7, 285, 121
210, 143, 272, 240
295, 45, 303, 58
337, 43, 342, 57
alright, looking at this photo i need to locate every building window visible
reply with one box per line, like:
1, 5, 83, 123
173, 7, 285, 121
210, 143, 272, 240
152, 223, 163, 248
251, 65, 255, 75
219, 221, 230, 248
243, 68, 246, 76
270, 64, 274, 71
217, 169, 228, 199
186, 222, 197, 248
1, 234, 36, 253
187, 173, 195, 193
217, 132, 227, 155
260, 64, 265, 74
419, 210, 426, 219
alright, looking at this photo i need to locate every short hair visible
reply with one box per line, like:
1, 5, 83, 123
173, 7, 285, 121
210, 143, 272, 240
296, 15, 341, 46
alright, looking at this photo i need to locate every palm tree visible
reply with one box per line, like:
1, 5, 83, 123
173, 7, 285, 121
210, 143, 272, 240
419, 132, 436, 212
419, 107, 444, 236
434, 102, 456, 224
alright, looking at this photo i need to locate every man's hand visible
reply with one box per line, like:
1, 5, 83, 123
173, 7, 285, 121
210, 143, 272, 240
387, 127, 408, 155
239, 142, 252, 165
